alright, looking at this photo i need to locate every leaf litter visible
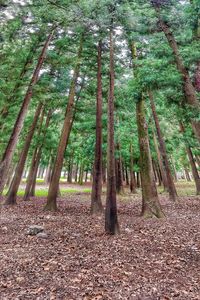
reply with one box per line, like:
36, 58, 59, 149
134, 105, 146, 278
0, 194, 200, 300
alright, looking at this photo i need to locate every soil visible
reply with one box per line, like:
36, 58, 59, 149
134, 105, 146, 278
0, 192, 200, 300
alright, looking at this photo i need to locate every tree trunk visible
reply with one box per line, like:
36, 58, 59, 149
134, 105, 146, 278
155, 161, 162, 187
115, 142, 124, 195
78, 164, 84, 185
44, 34, 83, 211
23, 110, 52, 201
185, 168, 191, 182
125, 165, 129, 186
171, 156, 178, 182
91, 40, 103, 214
4, 103, 43, 205
154, 9, 200, 142
0, 29, 54, 194
180, 122, 200, 195
105, 28, 119, 234
74, 163, 79, 183
152, 129, 168, 191
67, 156, 73, 183
102, 161, 107, 184
130, 144, 137, 193
23, 148, 38, 201
136, 96, 165, 218
186, 147, 200, 195
85, 170, 88, 183
149, 91, 178, 201
136, 172, 140, 188
44, 157, 52, 184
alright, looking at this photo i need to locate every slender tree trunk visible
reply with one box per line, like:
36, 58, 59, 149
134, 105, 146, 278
4, 103, 43, 205
23, 110, 51, 201
136, 172, 140, 188
155, 161, 162, 187
186, 147, 200, 195
91, 40, 103, 214
136, 96, 165, 218
149, 91, 177, 201
152, 159, 158, 184
44, 157, 52, 184
180, 122, 200, 195
102, 161, 107, 184
0, 29, 54, 194
105, 28, 119, 234
75, 163, 79, 183
23, 148, 38, 201
78, 164, 84, 185
152, 129, 168, 190
5, 163, 16, 192
171, 156, 178, 182
115, 142, 124, 195
125, 165, 129, 186
130, 144, 137, 193
184, 168, 191, 181
44, 34, 83, 211
85, 170, 88, 183
67, 155, 73, 183
122, 162, 126, 183
30, 162, 38, 196
154, 8, 200, 142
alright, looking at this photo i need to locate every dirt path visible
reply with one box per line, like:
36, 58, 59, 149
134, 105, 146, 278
0, 194, 200, 299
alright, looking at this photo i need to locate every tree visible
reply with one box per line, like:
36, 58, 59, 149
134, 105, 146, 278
90, 40, 103, 214
44, 33, 84, 211
136, 94, 165, 218
149, 90, 178, 201
0, 28, 54, 194
152, 1, 200, 142
4, 102, 43, 205
105, 28, 120, 235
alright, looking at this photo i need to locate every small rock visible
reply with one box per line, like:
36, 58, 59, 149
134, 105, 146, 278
125, 228, 132, 233
27, 225, 44, 236
16, 277, 25, 283
37, 232, 48, 239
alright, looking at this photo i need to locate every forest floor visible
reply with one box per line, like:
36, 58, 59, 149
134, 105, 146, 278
0, 182, 200, 300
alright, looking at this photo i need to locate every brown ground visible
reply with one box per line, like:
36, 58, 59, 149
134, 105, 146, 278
0, 191, 200, 300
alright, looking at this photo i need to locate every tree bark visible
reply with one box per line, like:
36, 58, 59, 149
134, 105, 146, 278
0, 29, 54, 194
136, 172, 140, 188
136, 96, 165, 218
149, 91, 178, 201
4, 103, 43, 205
91, 40, 103, 214
105, 28, 119, 234
44, 34, 83, 211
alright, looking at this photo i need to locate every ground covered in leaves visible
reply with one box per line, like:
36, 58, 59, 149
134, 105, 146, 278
0, 189, 200, 300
